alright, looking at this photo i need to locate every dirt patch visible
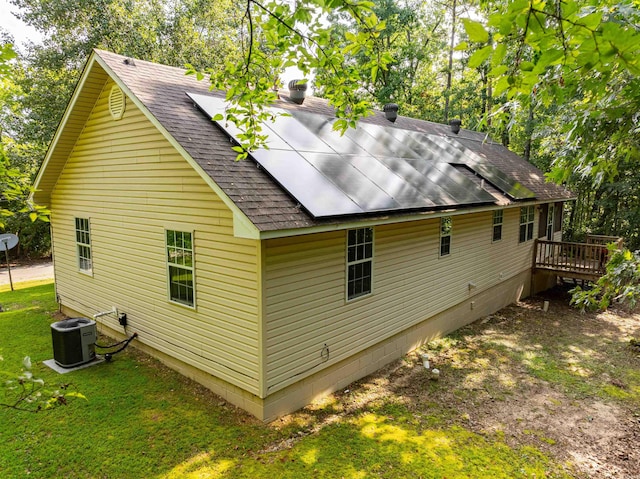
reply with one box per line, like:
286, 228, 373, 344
276, 286, 640, 478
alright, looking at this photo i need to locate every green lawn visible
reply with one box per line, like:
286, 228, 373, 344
0, 282, 594, 478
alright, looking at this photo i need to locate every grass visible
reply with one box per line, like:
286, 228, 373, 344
4, 282, 638, 478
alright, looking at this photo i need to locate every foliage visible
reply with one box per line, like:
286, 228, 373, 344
9, 0, 244, 159
571, 247, 640, 311
0, 355, 84, 412
0, 41, 49, 230
460, 0, 640, 185
187, 0, 393, 158
315, 1, 446, 113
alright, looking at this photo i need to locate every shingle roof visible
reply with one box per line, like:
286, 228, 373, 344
95, 50, 573, 232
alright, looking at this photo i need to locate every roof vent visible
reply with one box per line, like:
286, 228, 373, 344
109, 85, 126, 121
450, 119, 461, 134
383, 103, 399, 122
288, 80, 307, 105
123, 58, 136, 66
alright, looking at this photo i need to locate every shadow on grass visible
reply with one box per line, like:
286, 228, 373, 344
159, 411, 567, 479
412, 286, 640, 408
1, 283, 575, 479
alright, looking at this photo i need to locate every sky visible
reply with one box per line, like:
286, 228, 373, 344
0, 0, 42, 49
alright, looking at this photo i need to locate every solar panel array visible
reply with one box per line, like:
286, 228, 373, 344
187, 92, 535, 218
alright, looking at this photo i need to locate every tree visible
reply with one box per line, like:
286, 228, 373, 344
315, 0, 445, 114
0, 42, 48, 229
460, 0, 640, 184
186, 0, 392, 157
3, 0, 243, 254
10, 0, 244, 159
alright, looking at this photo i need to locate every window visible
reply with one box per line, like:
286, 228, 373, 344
492, 210, 503, 242
440, 217, 452, 256
75, 217, 92, 273
166, 230, 195, 307
546, 204, 555, 240
347, 227, 373, 300
519, 206, 535, 243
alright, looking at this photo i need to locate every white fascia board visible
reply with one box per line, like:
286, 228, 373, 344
93, 54, 261, 241
32, 54, 102, 200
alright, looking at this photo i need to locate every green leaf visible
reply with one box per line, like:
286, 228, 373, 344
488, 64, 508, 78
532, 49, 564, 74
371, 64, 378, 83
468, 45, 493, 69
454, 41, 469, 51
519, 61, 535, 72
462, 19, 489, 43
212, 114, 224, 122
491, 43, 507, 67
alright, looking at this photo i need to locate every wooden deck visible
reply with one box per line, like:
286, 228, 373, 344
533, 235, 623, 281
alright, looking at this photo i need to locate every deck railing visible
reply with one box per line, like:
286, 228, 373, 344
585, 234, 624, 248
534, 239, 612, 276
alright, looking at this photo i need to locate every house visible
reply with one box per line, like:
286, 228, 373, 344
33, 50, 573, 420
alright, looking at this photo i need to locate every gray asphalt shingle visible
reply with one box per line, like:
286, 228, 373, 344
96, 50, 573, 232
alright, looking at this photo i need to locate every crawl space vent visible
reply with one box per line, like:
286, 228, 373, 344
108, 85, 126, 120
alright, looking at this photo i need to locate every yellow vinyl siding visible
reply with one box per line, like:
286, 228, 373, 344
264, 208, 536, 392
34, 65, 110, 204
50, 79, 261, 394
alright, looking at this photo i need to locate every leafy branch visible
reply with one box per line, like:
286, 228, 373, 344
1, 356, 86, 413
571, 246, 640, 312
187, 0, 391, 159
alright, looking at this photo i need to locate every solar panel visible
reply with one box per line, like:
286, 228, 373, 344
291, 111, 369, 155
345, 156, 438, 208
302, 153, 402, 211
252, 149, 364, 217
187, 92, 533, 218
381, 128, 447, 159
426, 135, 536, 200
265, 113, 335, 153
464, 161, 536, 200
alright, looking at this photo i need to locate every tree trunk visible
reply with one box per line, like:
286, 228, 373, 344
523, 95, 535, 162
444, 0, 457, 123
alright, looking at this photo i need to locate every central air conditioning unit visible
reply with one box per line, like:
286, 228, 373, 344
51, 318, 97, 368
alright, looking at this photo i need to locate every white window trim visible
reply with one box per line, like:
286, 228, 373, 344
492, 210, 503, 242
345, 227, 374, 302
519, 206, 535, 243
165, 229, 196, 309
75, 217, 93, 276
440, 217, 452, 257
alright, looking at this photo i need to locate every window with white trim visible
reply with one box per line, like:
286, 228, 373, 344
166, 230, 195, 307
546, 204, 555, 240
440, 217, 452, 256
347, 227, 373, 300
519, 206, 535, 243
492, 210, 503, 242
75, 217, 92, 273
